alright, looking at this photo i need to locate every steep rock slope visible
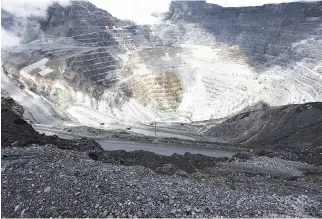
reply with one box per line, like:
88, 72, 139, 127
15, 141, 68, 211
167, 1, 322, 69
204, 102, 322, 146
160, 1, 322, 119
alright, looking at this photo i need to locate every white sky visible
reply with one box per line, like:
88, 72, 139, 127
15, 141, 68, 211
209, 0, 318, 7
1, 28, 20, 48
1, 0, 71, 18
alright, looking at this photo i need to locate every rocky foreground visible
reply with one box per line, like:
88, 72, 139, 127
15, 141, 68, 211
2, 146, 322, 218
1, 96, 322, 218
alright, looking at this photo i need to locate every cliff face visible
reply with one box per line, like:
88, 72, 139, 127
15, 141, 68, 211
204, 102, 322, 146
2, 1, 322, 124
166, 1, 322, 69
41, 2, 121, 37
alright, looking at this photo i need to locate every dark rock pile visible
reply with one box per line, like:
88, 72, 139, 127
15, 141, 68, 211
1, 95, 103, 154
99, 150, 228, 174
1, 96, 44, 147
205, 102, 322, 166
205, 102, 322, 145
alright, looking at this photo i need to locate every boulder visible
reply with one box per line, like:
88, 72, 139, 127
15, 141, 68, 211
156, 164, 178, 175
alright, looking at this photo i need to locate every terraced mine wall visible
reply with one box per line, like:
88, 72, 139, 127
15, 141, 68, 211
2, 0, 322, 124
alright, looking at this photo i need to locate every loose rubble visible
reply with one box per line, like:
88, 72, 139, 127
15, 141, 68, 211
2, 146, 322, 218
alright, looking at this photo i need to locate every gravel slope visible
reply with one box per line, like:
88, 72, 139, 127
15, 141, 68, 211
2, 146, 322, 218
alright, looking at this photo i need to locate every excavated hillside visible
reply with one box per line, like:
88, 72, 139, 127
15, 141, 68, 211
2, 0, 322, 127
